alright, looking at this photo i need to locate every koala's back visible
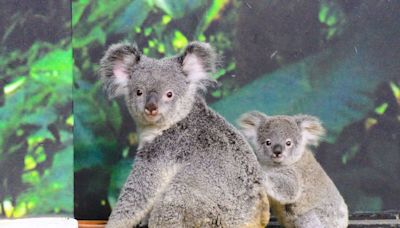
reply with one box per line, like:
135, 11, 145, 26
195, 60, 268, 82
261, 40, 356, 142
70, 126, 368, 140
274, 151, 348, 228
138, 99, 269, 227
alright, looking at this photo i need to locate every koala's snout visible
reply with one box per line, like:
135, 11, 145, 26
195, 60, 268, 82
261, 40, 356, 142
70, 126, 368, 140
272, 144, 283, 157
145, 91, 159, 116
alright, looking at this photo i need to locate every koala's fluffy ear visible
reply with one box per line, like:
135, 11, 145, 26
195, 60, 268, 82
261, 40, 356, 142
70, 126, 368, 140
99, 42, 141, 99
237, 111, 267, 145
178, 41, 218, 91
295, 115, 326, 146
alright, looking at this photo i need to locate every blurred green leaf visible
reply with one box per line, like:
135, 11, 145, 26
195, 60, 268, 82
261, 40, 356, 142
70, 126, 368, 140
211, 89, 222, 98
73, 26, 106, 48
3, 199, 14, 218
72, 0, 90, 27
172, 30, 188, 50
319, 3, 329, 23
327, 27, 337, 40
157, 43, 166, 53
109, 0, 152, 34
22, 170, 40, 185
195, 0, 229, 37
341, 145, 359, 164
27, 128, 54, 151
144, 27, 153, 37
153, 0, 203, 18
319, 1, 346, 40
22, 107, 57, 128
161, 15, 172, 25
213, 62, 235, 80
66, 115, 74, 126
24, 155, 37, 171
34, 146, 46, 163
4, 77, 26, 95
12, 202, 27, 218
375, 103, 388, 115
198, 33, 206, 42
326, 15, 337, 26
390, 82, 400, 100
87, 0, 129, 23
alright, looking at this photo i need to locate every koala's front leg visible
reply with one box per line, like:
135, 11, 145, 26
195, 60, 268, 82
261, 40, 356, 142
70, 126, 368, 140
264, 168, 301, 204
294, 209, 324, 228
106, 158, 171, 228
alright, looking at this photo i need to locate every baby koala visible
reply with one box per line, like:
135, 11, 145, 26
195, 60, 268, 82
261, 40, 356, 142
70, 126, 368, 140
238, 111, 348, 228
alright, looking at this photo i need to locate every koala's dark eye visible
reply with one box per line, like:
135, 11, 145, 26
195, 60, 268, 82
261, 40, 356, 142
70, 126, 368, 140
166, 91, 173, 98
266, 140, 272, 146
136, 90, 143, 96
286, 140, 292, 146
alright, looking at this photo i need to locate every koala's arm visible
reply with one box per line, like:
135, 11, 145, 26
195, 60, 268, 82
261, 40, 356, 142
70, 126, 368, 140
264, 168, 301, 204
294, 209, 324, 228
106, 158, 173, 228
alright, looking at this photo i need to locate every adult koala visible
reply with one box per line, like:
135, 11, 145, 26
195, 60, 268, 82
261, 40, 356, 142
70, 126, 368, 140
99, 41, 269, 228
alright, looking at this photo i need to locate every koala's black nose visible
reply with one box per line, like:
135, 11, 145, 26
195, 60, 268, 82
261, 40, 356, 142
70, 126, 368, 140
273, 144, 283, 156
145, 103, 158, 115
145, 92, 158, 116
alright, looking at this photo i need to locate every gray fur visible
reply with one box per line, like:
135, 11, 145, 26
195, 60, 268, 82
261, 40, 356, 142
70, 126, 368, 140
238, 112, 348, 228
100, 42, 269, 228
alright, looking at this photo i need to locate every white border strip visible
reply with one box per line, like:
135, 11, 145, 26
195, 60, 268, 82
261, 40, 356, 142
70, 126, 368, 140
0, 218, 78, 228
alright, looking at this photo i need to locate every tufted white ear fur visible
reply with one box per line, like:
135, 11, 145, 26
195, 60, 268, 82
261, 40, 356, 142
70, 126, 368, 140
180, 42, 218, 93
99, 42, 140, 99
182, 53, 208, 84
295, 115, 326, 146
113, 61, 129, 81
237, 111, 267, 146
108, 61, 130, 97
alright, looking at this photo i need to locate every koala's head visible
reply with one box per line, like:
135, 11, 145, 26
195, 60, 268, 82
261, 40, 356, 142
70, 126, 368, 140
99, 41, 217, 129
238, 112, 325, 166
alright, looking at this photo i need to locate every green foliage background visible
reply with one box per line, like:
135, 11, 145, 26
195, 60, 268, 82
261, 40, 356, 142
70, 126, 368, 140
0, 1, 73, 218
73, 0, 400, 219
